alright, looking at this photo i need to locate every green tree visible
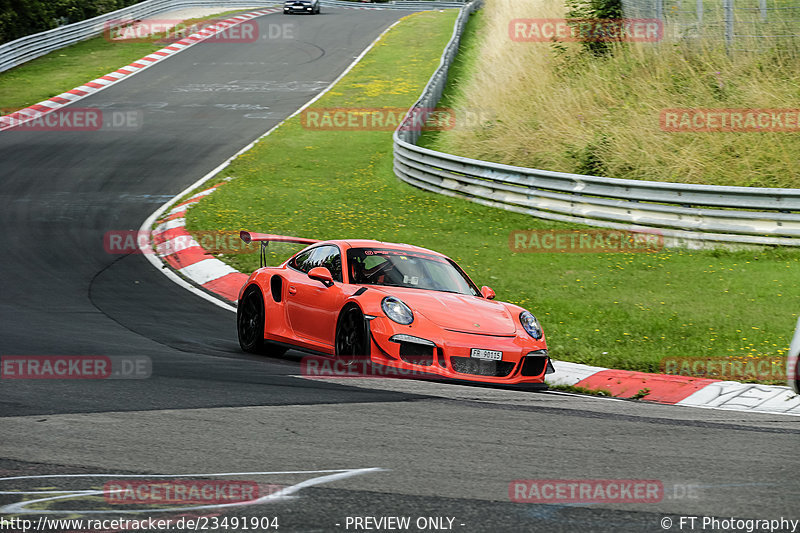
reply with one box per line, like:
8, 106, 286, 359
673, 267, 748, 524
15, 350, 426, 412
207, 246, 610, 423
1, 0, 144, 43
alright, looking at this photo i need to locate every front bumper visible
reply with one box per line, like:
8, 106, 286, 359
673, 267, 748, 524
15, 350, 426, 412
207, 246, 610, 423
367, 316, 551, 385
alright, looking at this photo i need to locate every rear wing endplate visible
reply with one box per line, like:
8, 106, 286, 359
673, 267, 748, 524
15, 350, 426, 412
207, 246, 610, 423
240, 231, 320, 267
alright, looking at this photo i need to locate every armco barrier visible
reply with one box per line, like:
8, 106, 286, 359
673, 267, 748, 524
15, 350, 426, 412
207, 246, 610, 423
392, 1, 800, 247
0, 0, 464, 73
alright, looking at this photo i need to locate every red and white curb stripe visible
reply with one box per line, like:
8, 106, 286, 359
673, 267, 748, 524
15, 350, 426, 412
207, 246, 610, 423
548, 361, 800, 415
151, 181, 249, 303
0, 8, 280, 132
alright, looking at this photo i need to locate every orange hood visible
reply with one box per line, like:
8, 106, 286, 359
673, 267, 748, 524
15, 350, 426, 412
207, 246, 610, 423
386, 289, 518, 336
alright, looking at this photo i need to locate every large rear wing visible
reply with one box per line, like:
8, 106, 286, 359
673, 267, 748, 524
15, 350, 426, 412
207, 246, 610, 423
240, 231, 319, 246
240, 231, 320, 267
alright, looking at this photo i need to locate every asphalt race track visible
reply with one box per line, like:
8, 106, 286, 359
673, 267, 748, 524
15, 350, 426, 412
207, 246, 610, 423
0, 7, 798, 533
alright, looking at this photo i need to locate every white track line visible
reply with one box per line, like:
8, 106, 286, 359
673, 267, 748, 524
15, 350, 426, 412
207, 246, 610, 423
138, 17, 406, 312
0, 468, 385, 514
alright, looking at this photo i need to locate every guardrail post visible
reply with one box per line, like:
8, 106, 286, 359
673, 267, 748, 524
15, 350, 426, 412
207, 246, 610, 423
696, 0, 703, 31
723, 0, 734, 53
789, 317, 800, 393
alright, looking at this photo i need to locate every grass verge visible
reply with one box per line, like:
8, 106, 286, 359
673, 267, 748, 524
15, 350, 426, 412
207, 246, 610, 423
548, 384, 612, 397
184, 8, 800, 380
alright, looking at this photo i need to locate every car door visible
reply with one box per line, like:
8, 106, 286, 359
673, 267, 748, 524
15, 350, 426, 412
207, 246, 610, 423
285, 244, 345, 348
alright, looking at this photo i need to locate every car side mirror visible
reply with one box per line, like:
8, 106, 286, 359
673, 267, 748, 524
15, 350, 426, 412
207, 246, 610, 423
308, 266, 334, 287
481, 286, 495, 300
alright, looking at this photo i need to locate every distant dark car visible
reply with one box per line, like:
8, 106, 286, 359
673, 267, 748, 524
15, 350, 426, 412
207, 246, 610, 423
284, 0, 320, 14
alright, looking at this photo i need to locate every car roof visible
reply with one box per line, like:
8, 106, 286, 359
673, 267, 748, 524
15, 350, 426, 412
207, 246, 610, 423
315, 239, 446, 258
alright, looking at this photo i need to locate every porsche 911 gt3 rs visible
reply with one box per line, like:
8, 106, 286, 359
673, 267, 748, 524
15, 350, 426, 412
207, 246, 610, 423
236, 232, 553, 386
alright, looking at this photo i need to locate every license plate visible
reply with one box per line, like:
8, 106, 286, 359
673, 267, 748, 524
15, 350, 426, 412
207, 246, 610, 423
470, 348, 502, 361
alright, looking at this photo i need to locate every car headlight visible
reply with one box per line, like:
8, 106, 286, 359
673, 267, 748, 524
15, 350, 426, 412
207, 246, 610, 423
519, 311, 543, 339
382, 296, 414, 325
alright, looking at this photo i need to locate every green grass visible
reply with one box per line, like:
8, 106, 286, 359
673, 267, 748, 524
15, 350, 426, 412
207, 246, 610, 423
549, 384, 612, 397
0, 9, 255, 112
184, 8, 800, 380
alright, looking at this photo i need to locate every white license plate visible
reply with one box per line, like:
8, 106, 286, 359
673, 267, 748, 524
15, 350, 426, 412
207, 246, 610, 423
470, 348, 502, 361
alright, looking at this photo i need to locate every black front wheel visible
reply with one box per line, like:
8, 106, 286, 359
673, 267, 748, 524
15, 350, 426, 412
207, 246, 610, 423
335, 305, 370, 364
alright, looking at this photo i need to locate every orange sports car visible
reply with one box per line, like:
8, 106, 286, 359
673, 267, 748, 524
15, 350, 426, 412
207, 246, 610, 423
236, 232, 553, 387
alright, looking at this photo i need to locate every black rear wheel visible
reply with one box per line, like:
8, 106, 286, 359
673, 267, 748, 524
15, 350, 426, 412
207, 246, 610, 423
238, 287, 265, 352
238, 286, 286, 356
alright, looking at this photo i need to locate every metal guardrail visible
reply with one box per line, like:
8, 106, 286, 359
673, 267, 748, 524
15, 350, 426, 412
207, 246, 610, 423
392, 1, 800, 247
0, 0, 462, 74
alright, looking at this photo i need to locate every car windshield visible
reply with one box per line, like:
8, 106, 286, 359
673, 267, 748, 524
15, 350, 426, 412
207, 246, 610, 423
347, 247, 479, 296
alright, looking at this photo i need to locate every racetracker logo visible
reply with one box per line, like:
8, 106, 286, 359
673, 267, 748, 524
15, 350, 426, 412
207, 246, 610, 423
1, 356, 151, 379
509, 229, 663, 253
660, 108, 800, 132
103, 480, 272, 505
661, 356, 787, 381
509, 18, 663, 42
104, 230, 261, 255
103, 18, 262, 43
300, 107, 456, 131
509, 479, 663, 503
1, 108, 143, 132
301, 356, 436, 379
